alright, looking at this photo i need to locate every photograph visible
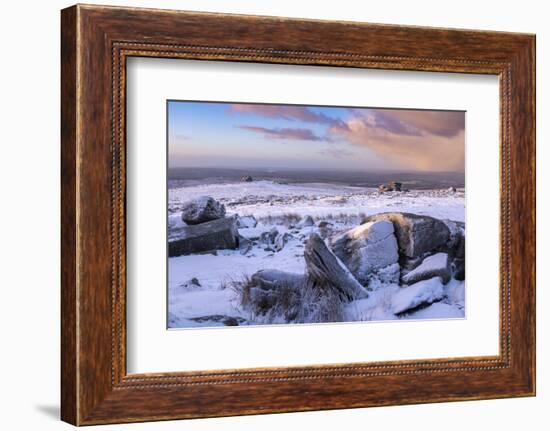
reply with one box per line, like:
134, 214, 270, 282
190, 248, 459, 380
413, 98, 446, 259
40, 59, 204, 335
167, 101, 466, 329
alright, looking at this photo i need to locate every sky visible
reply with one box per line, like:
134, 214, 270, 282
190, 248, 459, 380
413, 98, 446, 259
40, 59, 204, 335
168, 101, 465, 172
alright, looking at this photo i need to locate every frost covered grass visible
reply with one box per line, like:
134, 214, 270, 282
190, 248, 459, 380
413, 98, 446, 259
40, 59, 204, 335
256, 212, 302, 227
320, 212, 367, 225
231, 273, 345, 325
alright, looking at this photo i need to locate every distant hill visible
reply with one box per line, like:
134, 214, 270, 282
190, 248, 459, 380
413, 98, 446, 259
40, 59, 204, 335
168, 167, 464, 190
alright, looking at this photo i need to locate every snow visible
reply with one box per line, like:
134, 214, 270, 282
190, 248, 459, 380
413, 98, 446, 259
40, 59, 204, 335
353, 221, 399, 273
411, 252, 448, 273
404, 302, 464, 319
237, 226, 265, 241
237, 215, 257, 228
188, 195, 211, 209
444, 278, 466, 306
167, 180, 465, 328
367, 263, 401, 288
402, 252, 450, 284
345, 285, 400, 322
168, 213, 185, 230
353, 220, 394, 242
330, 220, 399, 286
344, 277, 464, 322
391, 277, 446, 315
169, 180, 465, 222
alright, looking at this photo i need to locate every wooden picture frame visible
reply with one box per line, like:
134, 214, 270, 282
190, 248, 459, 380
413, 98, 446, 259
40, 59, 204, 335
61, 4, 536, 425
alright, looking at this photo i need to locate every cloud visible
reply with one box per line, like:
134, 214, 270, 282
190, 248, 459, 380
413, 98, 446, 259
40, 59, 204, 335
346, 109, 464, 138
379, 109, 465, 137
238, 125, 325, 141
231, 104, 464, 171
230, 104, 345, 127
330, 109, 465, 171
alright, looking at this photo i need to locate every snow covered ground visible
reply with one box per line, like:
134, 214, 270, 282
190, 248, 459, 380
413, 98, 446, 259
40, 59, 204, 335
168, 180, 465, 329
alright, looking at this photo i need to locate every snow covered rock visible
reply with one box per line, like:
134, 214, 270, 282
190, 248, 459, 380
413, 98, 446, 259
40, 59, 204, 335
452, 258, 465, 281
274, 232, 293, 252
318, 221, 333, 228
180, 196, 226, 225
305, 233, 369, 300
442, 220, 465, 256
238, 226, 263, 241
368, 263, 401, 289
399, 255, 425, 272
330, 220, 399, 285
168, 215, 238, 257
362, 212, 450, 258
237, 215, 257, 228
168, 213, 186, 230
238, 234, 253, 255
298, 215, 315, 228
178, 277, 202, 290
260, 227, 279, 245
391, 276, 445, 315
402, 252, 451, 285
258, 228, 294, 252
441, 220, 465, 280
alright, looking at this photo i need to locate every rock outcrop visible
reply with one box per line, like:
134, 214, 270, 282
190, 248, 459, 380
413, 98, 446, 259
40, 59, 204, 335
260, 227, 279, 245
305, 233, 369, 301
169, 215, 238, 257
378, 181, 402, 192
180, 196, 226, 225
330, 220, 399, 285
389, 181, 402, 191
362, 212, 450, 258
229, 211, 465, 326
442, 220, 465, 280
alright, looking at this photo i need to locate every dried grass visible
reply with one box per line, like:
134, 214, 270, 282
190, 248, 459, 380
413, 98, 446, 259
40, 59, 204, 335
231, 273, 345, 324
256, 212, 302, 227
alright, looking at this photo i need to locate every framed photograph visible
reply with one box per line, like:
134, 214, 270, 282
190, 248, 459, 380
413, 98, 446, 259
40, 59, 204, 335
61, 4, 536, 425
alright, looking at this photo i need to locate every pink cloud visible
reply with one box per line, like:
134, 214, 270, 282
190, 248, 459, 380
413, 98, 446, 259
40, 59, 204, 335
330, 110, 465, 171
230, 104, 344, 127
239, 125, 325, 141
344, 109, 465, 138
379, 110, 465, 137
